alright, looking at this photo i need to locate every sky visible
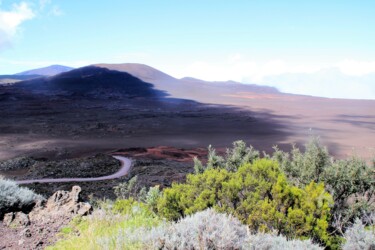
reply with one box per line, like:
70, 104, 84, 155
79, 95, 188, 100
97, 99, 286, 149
0, 0, 375, 99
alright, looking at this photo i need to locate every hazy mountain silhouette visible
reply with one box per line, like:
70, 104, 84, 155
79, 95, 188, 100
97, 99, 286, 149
15, 65, 74, 76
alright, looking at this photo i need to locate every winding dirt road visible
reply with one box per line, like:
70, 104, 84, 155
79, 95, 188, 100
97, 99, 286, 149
16, 156, 132, 185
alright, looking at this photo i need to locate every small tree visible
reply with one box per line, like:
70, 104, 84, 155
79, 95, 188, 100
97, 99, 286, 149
114, 176, 140, 200
193, 157, 204, 174
225, 140, 260, 172
206, 145, 225, 169
194, 140, 260, 173
146, 185, 161, 212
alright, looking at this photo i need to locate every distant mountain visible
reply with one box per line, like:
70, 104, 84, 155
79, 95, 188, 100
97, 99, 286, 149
95, 63, 280, 104
15, 65, 74, 76
4, 63, 281, 105
14, 66, 167, 98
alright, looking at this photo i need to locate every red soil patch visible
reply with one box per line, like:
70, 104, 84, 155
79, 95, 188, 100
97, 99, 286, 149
113, 146, 208, 162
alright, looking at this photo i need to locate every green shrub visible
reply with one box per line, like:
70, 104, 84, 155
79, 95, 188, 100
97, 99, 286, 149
272, 137, 331, 186
0, 179, 43, 217
272, 137, 375, 233
113, 198, 138, 215
114, 177, 162, 212
158, 159, 334, 246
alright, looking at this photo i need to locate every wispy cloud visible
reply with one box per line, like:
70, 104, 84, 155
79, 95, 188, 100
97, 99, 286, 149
39, 0, 51, 10
0, 0, 63, 50
49, 5, 63, 17
0, 2, 35, 49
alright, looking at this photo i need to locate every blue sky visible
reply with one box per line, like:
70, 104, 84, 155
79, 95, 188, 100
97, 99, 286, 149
1, 0, 375, 99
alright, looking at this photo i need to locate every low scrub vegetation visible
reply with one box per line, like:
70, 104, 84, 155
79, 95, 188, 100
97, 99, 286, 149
50, 199, 161, 250
26, 137, 375, 249
0, 179, 43, 217
342, 217, 375, 250
51, 202, 324, 250
0, 156, 36, 171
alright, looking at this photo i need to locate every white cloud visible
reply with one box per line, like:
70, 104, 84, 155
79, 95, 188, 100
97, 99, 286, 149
337, 59, 375, 76
0, 2, 35, 48
263, 74, 375, 100
165, 55, 375, 99
0, 1, 63, 50
39, 0, 51, 10
171, 56, 322, 83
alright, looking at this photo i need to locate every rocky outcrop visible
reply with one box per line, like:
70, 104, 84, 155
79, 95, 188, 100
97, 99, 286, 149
0, 185, 92, 249
29, 186, 92, 222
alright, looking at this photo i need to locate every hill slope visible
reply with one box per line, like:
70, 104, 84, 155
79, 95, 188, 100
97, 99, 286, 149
95, 63, 280, 103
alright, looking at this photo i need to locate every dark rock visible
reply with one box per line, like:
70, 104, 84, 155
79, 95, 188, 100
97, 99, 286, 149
20, 228, 32, 237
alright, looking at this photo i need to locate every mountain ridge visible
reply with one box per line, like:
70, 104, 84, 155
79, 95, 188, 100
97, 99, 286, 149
15, 65, 74, 76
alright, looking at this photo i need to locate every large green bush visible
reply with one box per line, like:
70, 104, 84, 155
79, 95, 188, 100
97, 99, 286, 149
157, 159, 334, 246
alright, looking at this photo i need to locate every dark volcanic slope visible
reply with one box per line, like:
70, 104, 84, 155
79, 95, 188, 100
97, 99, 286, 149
15, 65, 74, 76
0, 63, 374, 161
0, 65, 290, 160
14, 66, 167, 98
